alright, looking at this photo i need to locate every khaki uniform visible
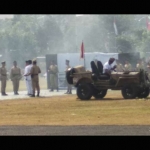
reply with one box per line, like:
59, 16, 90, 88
30, 65, 41, 95
10, 66, 22, 94
0, 67, 7, 94
116, 63, 124, 72
49, 65, 58, 90
136, 63, 144, 72
124, 63, 132, 71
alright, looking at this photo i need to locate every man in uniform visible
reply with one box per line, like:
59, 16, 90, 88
48, 60, 59, 92
65, 60, 72, 94
10, 61, 22, 95
124, 60, 132, 71
115, 59, 124, 72
24, 60, 33, 96
0, 61, 8, 96
30, 59, 41, 97
136, 59, 145, 72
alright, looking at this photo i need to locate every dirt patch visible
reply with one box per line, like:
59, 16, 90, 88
0, 91, 150, 125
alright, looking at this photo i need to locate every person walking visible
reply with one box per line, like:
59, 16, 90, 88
30, 59, 41, 97
0, 61, 8, 96
10, 61, 22, 95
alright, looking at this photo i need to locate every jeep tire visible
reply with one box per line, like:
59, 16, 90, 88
138, 87, 149, 98
121, 84, 138, 99
77, 83, 93, 100
93, 89, 107, 99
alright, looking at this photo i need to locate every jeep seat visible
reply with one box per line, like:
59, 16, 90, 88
91, 61, 109, 80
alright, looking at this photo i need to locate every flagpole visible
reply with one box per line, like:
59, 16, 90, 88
82, 40, 86, 70
114, 16, 117, 52
81, 41, 86, 70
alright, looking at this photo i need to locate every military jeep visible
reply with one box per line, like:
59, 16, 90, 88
66, 65, 150, 100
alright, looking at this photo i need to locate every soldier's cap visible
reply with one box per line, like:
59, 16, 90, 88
66, 59, 69, 62
13, 61, 17, 63
32, 59, 37, 63
1, 61, 5, 64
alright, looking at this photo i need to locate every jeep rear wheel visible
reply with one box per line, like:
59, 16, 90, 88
93, 89, 107, 99
138, 87, 149, 98
121, 85, 138, 99
77, 83, 93, 100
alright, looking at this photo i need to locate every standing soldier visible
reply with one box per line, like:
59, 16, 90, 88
48, 60, 59, 92
124, 60, 132, 71
30, 59, 41, 97
10, 61, 22, 95
0, 61, 8, 96
115, 59, 124, 72
136, 59, 144, 72
65, 60, 72, 94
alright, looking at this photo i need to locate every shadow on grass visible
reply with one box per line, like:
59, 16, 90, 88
76, 97, 150, 101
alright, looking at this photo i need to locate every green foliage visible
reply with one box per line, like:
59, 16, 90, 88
0, 14, 150, 68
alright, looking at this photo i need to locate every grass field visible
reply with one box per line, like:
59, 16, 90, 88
5, 77, 47, 92
0, 91, 150, 125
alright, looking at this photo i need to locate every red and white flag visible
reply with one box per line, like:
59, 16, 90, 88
146, 17, 150, 30
80, 41, 84, 59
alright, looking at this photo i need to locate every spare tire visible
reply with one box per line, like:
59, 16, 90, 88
66, 68, 75, 84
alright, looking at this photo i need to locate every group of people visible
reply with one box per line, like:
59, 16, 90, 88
115, 59, 145, 72
0, 61, 22, 96
0, 59, 41, 97
24, 59, 41, 97
2, 56, 149, 97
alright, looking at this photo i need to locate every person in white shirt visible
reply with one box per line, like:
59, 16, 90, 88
24, 60, 30, 95
24, 60, 33, 96
103, 58, 116, 77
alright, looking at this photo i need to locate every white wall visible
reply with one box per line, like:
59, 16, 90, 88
57, 52, 118, 73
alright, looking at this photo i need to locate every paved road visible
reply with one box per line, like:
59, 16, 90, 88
0, 125, 150, 135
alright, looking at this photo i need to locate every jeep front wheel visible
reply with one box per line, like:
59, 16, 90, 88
138, 87, 149, 98
93, 89, 107, 99
121, 85, 138, 99
77, 84, 93, 100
